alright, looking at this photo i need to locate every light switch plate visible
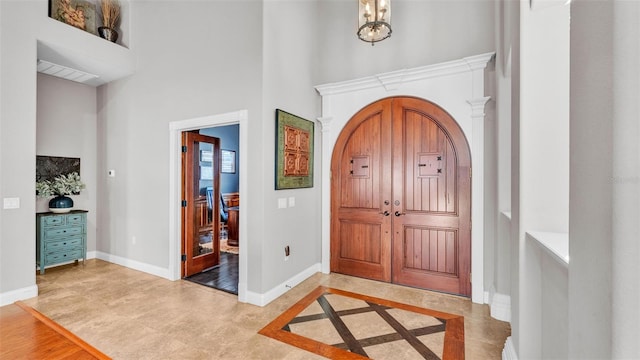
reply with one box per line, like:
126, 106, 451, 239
278, 198, 287, 209
288, 197, 295, 207
3, 197, 20, 209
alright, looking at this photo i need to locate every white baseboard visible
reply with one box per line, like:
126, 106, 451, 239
0, 284, 38, 306
86, 250, 97, 259
244, 262, 321, 307
491, 292, 511, 322
95, 251, 171, 280
502, 336, 518, 360
486, 285, 511, 322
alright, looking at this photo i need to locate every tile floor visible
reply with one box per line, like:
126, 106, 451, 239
23, 260, 510, 359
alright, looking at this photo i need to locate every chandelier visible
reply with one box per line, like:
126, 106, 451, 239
357, 0, 392, 45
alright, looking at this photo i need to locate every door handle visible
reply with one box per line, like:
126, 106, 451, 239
379, 211, 390, 216
395, 211, 405, 217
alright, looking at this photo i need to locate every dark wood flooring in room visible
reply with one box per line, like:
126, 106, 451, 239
185, 252, 239, 294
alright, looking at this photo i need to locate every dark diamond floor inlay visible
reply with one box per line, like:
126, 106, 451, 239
259, 286, 465, 360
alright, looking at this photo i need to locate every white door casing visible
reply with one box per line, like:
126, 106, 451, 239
315, 53, 494, 304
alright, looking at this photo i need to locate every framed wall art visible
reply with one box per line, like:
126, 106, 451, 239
36, 155, 81, 182
221, 149, 236, 174
49, 0, 97, 35
275, 109, 314, 190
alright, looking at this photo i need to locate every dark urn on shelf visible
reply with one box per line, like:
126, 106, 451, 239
98, 27, 119, 43
49, 195, 74, 213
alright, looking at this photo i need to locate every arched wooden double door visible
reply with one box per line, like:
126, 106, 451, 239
330, 97, 471, 296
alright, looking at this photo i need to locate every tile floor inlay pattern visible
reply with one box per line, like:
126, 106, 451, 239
259, 286, 465, 360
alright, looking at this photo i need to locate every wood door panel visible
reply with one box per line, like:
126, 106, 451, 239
392, 98, 470, 296
331, 101, 392, 282
339, 112, 384, 210
338, 221, 382, 263
404, 110, 457, 214
403, 227, 457, 275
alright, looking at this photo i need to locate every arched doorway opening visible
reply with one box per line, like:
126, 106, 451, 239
330, 97, 472, 296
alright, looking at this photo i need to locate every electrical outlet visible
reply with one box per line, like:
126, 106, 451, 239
132, 236, 137, 245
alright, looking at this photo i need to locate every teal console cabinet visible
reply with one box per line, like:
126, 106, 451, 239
36, 210, 87, 274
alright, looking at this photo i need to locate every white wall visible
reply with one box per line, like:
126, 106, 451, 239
568, 2, 612, 357
0, 0, 132, 305
570, 1, 640, 358
96, 0, 264, 279
0, 0, 41, 304
36, 73, 98, 254
493, 0, 513, 302
610, 2, 640, 356
510, 1, 571, 358
261, 1, 321, 292
1, 0, 497, 306
315, 0, 495, 84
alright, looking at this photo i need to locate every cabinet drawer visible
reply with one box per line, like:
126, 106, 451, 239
44, 226, 83, 238
43, 215, 66, 226
45, 237, 83, 252
45, 249, 83, 264
67, 214, 85, 224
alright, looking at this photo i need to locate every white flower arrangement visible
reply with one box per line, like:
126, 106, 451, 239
36, 172, 86, 197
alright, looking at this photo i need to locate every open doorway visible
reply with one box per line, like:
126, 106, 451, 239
168, 109, 247, 302
182, 125, 240, 294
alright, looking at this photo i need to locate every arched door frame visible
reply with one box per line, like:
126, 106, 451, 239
315, 53, 494, 304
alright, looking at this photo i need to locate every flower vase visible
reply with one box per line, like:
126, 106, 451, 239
98, 26, 119, 43
49, 195, 74, 213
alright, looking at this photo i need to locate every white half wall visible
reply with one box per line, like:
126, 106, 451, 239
315, 53, 495, 304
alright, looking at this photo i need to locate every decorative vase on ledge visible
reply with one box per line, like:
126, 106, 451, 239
49, 195, 74, 213
98, 26, 119, 43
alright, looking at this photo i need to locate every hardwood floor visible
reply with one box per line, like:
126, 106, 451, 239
0, 301, 110, 359
184, 251, 239, 294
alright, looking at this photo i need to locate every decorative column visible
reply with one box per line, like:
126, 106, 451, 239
467, 96, 491, 303
317, 115, 333, 274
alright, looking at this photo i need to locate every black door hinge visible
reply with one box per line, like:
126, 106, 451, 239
181, 145, 188, 153
181, 200, 187, 207
181, 254, 187, 262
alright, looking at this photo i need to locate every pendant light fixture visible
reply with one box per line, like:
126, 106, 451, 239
357, 0, 392, 45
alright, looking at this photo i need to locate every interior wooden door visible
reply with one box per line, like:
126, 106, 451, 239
390, 97, 471, 296
182, 131, 221, 277
331, 97, 471, 297
330, 100, 393, 282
